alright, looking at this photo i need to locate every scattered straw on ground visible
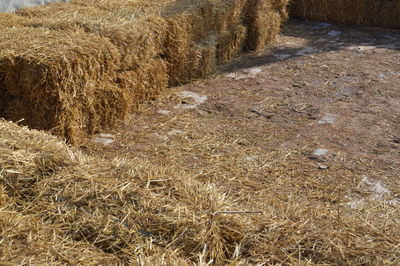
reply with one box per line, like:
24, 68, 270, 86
1, 98, 399, 264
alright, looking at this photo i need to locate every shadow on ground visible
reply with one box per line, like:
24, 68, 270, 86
222, 18, 400, 72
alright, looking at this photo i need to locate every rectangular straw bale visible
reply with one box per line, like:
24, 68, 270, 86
244, 0, 283, 50
70, 0, 173, 14
16, 4, 168, 71
0, 26, 125, 143
290, 0, 400, 29
271, 0, 290, 20
70, 0, 216, 83
216, 24, 247, 63
115, 58, 169, 107
0, 13, 29, 27
68, 0, 256, 82
191, 41, 217, 78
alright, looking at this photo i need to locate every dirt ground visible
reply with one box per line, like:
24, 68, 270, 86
82, 19, 399, 263
88, 19, 399, 204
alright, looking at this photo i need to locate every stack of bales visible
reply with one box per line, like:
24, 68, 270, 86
0, 0, 289, 143
290, 0, 400, 29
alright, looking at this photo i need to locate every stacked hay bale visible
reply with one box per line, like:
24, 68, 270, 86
290, 0, 400, 29
0, 27, 129, 143
0, 0, 289, 143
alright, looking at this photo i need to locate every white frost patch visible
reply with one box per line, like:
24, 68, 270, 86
317, 113, 336, 124
99, 133, 113, 138
1, 0, 69, 13
158, 109, 172, 115
327, 30, 342, 37
224, 67, 262, 80
175, 91, 208, 109
93, 133, 115, 145
167, 129, 183, 136
224, 73, 237, 78
245, 67, 262, 76
273, 54, 291, 60
347, 199, 365, 209
347, 176, 398, 209
296, 47, 317, 56
244, 156, 257, 161
313, 148, 328, 157
376, 44, 399, 50
313, 22, 332, 28
361, 176, 390, 197
93, 137, 114, 145
347, 45, 376, 51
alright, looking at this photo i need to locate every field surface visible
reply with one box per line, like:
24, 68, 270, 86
82, 19, 400, 264
1, 19, 399, 264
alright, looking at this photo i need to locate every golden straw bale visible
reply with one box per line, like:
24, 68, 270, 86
162, 16, 192, 84
191, 41, 217, 78
0, 13, 30, 27
216, 25, 247, 63
115, 58, 169, 107
272, 0, 290, 20
213, 0, 248, 33
290, 0, 400, 29
244, 0, 283, 50
17, 4, 168, 71
71, 0, 174, 14
0, 27, 123, 143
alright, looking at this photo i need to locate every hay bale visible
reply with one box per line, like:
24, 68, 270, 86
0, 26, 125, 143
290, 0, 400, 29
216, 25, 247, 63
192, 41, 217, 78
244, 0, 283, 50
0, 13, 29, 27
115, 58, 169, 107
17, 4, 168, 71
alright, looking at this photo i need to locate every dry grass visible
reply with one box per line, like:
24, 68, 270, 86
290, 0, 400, 29
1, 112, 399, 264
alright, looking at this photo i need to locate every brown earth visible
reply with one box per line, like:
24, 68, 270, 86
87, 19, 400, 202
79, 19, 400, 263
